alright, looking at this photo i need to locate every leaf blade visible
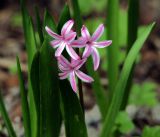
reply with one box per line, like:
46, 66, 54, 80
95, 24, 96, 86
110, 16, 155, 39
100, 23, 155, 137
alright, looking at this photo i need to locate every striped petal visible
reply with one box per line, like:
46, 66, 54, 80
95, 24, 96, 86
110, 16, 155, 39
82, 46, 92, 58
50, 40, 61, 48
93, 40, 112, 48
45, 26, 61, 39
59, 72, 69, 80
57, 55, 70, 68
58, 64, 70, 72
91, 24, 104, 41
66, 45, 80, 60
81, 25, 90, 41
61, 20, 74, 36
55, 42, 65, 57
91, 47, 100, 71
71, 39, 86, 48
65, 32, 77, 42
75, 70, 94, 83
69, 71, 77, 92
74, 58, 87, 70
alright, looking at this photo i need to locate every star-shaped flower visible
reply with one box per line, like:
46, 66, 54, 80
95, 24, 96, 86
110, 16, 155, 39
45, 20, 79, 60
72, 24, 112, 70
58, 55, 94, 92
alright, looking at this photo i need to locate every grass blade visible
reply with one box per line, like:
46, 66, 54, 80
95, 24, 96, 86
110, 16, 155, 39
59, 80, 88, 137
106, 0, 119, 101
16, 56, 31, 137
0, 90, 17, 137
100, 23, 155, 137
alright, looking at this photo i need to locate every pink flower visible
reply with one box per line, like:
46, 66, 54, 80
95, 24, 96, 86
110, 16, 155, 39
58, 55, 94, 92
45, 20, 80, 60
72, 24, 112, 70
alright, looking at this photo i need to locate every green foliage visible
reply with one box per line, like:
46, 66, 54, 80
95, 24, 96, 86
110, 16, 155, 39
129, 82, 158, 107
0, 90, 17, 137
142, 126, 160, 137
100, 23, 155, 137
78, 0, 107, 15
60, 80, 88, 137
86, 57, 108, 119
17, 57, 31, 137
115, 111, 135, 134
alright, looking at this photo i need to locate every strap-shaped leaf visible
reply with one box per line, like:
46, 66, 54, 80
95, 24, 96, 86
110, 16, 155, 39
17, 56, 31, 137
35, 6, 44, 44
30, 40, 61, 137
106, 0, 119, 104
120, 0, 139, 110
86, 57, 108, 119
0, 90, 17, 137
21, 1, 37, 137
30, 52, 40, 137
57, 4, 71, 33
100, 23, 155, 137
43, 9, 57, 36
59, 80, 88, 137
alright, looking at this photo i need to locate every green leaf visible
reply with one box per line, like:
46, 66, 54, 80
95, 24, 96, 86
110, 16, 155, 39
59, 80, 88, 137
35, 6, 44, 44
120, 0, 139, 110
0, 90, 17, 137
17, 56, 31, 137
86, 57, 107, 119
142, 126, 160, 137
30, 40, 61, 137
129, 82, 158, 107
21, 1, 37, 137
30, 52, 40, 137
43, 9, 57, 37
100, 23, 155, 137
115, 111, 135, 134
57, 4, 71, 33
106, 0, 119, 103
70, 0, 83, 35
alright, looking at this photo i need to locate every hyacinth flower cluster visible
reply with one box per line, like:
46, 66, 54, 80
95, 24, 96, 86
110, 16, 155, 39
45, 20, 112, 92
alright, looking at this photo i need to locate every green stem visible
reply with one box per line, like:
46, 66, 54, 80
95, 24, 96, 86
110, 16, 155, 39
70, 0, 84, 112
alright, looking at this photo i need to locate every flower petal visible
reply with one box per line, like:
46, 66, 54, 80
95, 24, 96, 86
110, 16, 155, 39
45, 26, 61, 39
92, 47, 100, 71
58, 64, 70, 72
82, 46, 92, 58
69, 71, 77, 92
93, 40, 112, 48
61, 20, 74, 36
57, 55, 70, 68
55, 42, 65, 57
50, 40, 61, 48
71, 39, 86, 48
81, 25, 90, 41
65, 32, 77, 42
59, 72, 69, 80
72, 58, 87, 70
91, 24, 104, 41
75, 70, 94, 83
66, 45, 80, 60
